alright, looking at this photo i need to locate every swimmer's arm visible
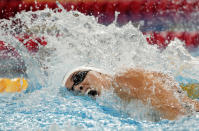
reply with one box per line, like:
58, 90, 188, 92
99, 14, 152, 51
113, 69, 189, 120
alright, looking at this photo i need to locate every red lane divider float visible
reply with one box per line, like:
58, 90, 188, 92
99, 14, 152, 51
145, 32, 199, 48
0, 41, 19, 59
65, 0, 199, 26
0, 35, 47, 58
15, 34, 47, 52
1, 0, 198, 24
0, 31, 198, 55
0, 0, 199, 50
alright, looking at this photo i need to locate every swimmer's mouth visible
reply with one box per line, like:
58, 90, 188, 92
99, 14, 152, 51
86, 89, 99, 97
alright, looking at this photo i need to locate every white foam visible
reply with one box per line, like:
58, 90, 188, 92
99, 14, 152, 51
1, 7, 199, 130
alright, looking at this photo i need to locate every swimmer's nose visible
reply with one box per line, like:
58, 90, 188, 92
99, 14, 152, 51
88, 90, 98, 97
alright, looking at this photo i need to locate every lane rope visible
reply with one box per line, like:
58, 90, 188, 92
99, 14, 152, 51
0, 78, 28, 93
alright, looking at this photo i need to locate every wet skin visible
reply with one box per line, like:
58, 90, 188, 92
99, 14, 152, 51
65, 68, 199, 120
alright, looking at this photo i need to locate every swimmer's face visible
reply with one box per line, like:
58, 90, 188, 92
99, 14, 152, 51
65, 70, 106, 98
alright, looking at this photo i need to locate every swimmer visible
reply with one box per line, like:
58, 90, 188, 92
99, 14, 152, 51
64, 67, 199, 120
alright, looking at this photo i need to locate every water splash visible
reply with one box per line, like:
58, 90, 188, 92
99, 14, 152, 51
0, 7, 199, 130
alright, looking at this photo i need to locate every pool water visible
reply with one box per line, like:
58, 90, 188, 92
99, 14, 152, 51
1, 8, 199, 130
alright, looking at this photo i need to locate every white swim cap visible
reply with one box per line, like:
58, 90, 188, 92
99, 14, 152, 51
62, 66, 107, 87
